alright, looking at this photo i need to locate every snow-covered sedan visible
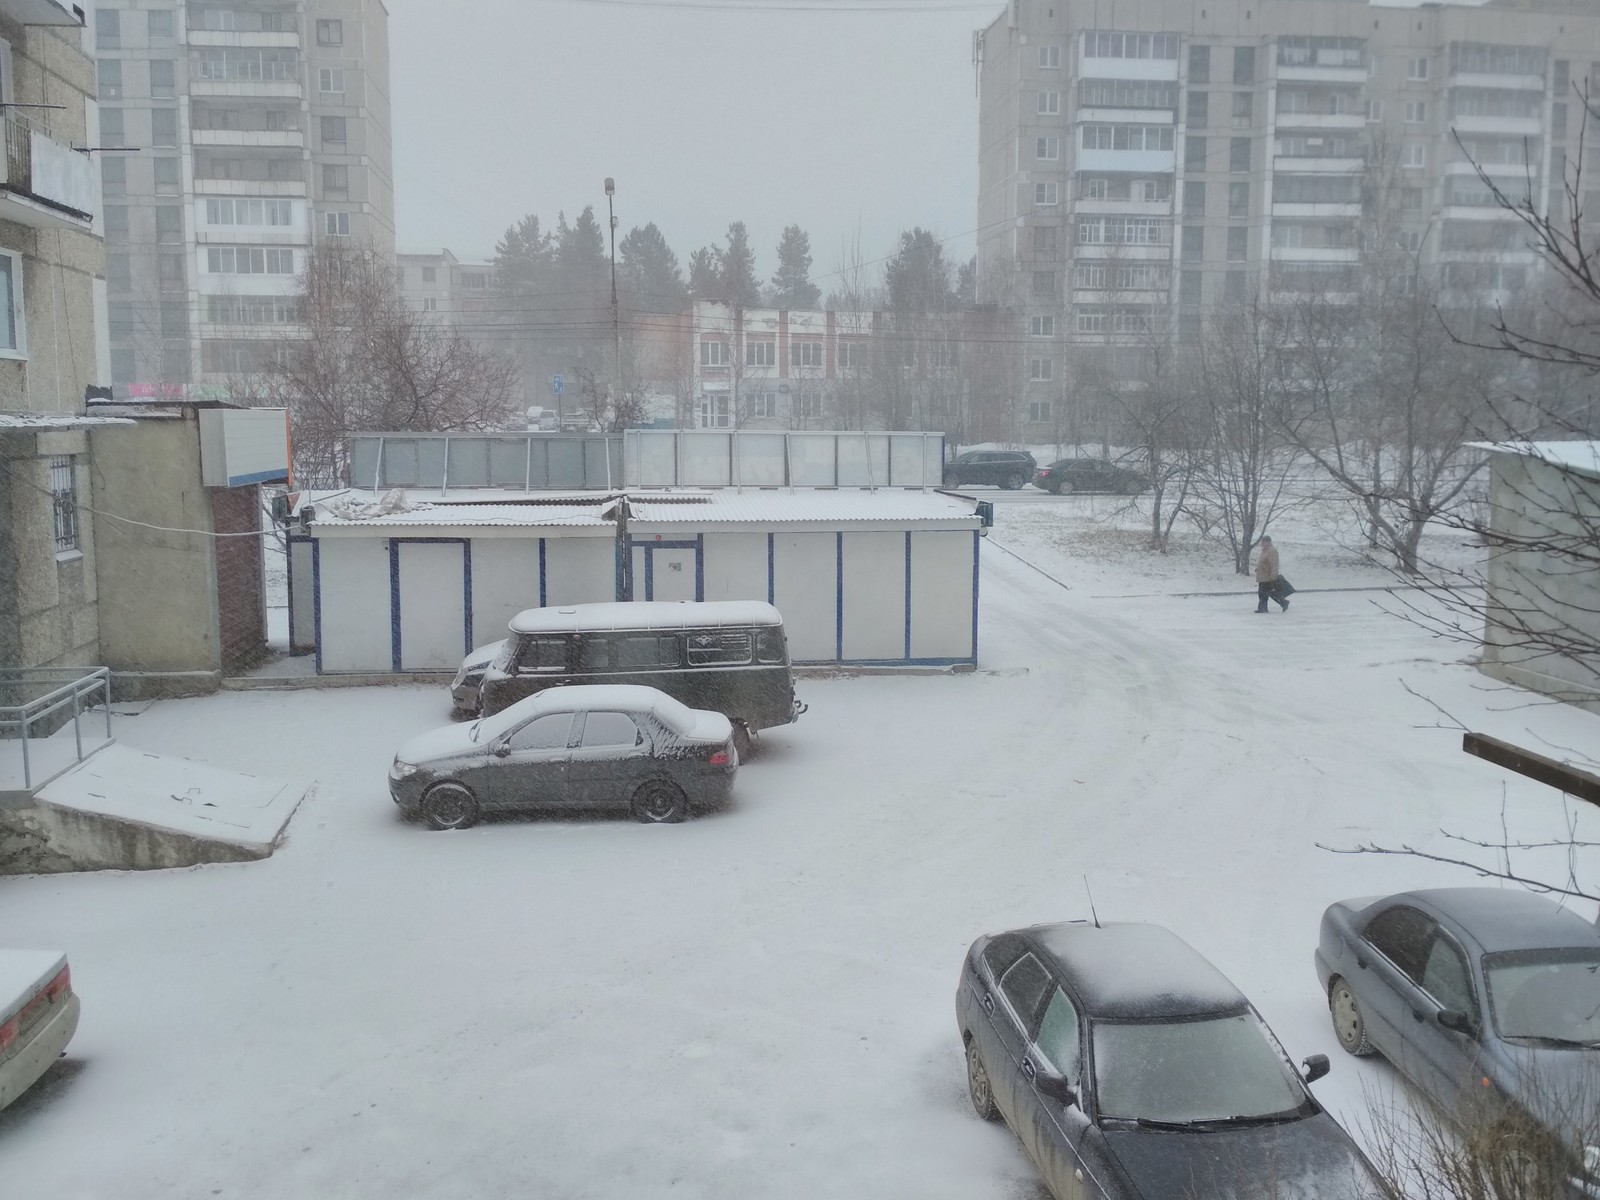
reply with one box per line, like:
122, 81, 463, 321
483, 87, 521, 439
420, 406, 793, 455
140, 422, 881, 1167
958, 921, 1382, 1199
390, 684, 737, 830
0, 950, 80, 1111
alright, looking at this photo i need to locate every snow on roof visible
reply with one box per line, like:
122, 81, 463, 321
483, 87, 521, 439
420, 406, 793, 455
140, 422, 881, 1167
626, 489, 981, 525
0, 413, 135, 430
1474, 439, 1600, 481
0, 950, 67, 1022
312, 500, 612, 529
509, 600, 784, 635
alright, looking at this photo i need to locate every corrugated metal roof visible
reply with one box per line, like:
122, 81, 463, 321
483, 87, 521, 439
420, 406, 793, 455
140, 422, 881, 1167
313, 503, 612, 529
627, 490, 981, 524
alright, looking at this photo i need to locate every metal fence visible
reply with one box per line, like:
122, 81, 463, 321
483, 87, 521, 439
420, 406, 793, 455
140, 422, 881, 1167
0, 668, 115, 794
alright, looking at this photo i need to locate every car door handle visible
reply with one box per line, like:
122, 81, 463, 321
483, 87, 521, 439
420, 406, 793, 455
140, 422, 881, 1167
981, 992, 995, 1016
1355, 954, 1368, 970
1020, 1059, 1037, 1081
1412, 1007, 1426, 1022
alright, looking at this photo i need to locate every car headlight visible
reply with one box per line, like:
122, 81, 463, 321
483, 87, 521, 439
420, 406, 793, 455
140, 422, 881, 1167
389, 758, 419, 780
1585, 1144, 1600, 1180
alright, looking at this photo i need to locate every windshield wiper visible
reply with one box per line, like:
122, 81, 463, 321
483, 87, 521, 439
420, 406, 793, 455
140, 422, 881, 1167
1506, 1034, 1600, 1049
1122, 1117, 1209, 1130
1200, 1111, 1306, 1128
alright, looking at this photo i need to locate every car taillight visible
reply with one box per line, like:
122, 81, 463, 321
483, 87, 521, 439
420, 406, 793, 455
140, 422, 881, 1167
44, 965, 70, 1002
709, 750, 730, 766
0, 1015, 16, 1052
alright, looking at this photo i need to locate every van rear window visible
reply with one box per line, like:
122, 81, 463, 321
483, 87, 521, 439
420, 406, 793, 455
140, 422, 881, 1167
687, 630, 753, 666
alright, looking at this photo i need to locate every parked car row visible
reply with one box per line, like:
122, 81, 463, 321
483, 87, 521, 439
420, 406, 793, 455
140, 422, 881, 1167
960, 888, 1600, 1199
396, 601, 806, 831
940, 450, 1151, 496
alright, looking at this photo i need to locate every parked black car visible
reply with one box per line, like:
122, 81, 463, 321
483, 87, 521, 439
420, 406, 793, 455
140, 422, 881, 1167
943, 450, 1038, 490
1034, 458, 1150, 495
450, 640, 507, 717
958, 921, 1382, 1200
1317, 887, 1600, 1197
390, 684, 737, 830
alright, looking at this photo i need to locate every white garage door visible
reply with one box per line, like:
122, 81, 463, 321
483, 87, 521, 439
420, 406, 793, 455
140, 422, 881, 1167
397, 541, 467, 670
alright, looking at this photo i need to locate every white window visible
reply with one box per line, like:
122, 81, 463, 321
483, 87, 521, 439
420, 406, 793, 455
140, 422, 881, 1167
1405, 100, 1427, 124
1028, 356, 1053, 381
698, 395, 731, 428
320, 68, 345, 93
320, 116, 347, 144
1407, 56, 1429, 81
1082, 176, 1109, 200
699, 339, 726, 367
325, 211, 351, 236
1038, 44, 1061, 69
1035, 181, 1059, 205
1037, 136, 1060, 160
1038, 90, 1061, 115
316, 18, 342, 45
422, 297, 438, 311
206, 247, 295, 275
791, 340, 823, 368
746, 392, 776, 419
205, 198, 293, 226
1031, 315, 1054, 337
795, 392, 823, 423
1402, 143, 1427, 169
0, 249, 26, 355
746, 338, 776, 366
837, 341, 863, 369
421, 267, 437, 282
1027, 400, 1052, 423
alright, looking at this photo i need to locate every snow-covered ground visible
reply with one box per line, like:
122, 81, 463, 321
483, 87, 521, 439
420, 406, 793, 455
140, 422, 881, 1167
2, 497, 1596, 1199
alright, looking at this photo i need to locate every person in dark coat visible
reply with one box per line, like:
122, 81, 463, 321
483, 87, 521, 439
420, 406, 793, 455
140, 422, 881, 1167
1254, 535, 1288, 613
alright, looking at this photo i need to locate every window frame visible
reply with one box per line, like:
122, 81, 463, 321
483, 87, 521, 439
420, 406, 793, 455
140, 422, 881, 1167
0, 247, 27, 358
316, 18, 343, 46
51, 455, 78, 555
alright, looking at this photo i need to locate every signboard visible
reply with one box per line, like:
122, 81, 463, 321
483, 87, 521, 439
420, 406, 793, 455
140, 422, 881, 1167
551, 374, 565, 396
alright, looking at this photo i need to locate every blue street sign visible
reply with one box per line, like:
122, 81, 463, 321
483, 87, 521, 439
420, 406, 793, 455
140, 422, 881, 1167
551, 374, 565, 396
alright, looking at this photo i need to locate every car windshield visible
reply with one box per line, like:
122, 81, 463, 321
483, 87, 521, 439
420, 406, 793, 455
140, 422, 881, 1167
1092, 1012, 1308, 1124
1485, 951, 1600, 1044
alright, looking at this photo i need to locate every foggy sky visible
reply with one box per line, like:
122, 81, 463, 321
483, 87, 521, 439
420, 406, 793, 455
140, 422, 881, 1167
387, 0, 993, 286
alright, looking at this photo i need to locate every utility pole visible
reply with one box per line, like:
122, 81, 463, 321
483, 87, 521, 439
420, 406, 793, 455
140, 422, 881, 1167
605, 177, 621, 427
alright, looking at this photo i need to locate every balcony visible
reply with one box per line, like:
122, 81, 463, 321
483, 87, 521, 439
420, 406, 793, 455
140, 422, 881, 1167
1276, 65, 1367, 85
1272, 112, 1364, 131
1077, 149, 1175, 174
1271, 202, 1361, 219
191, 79, 302, 100
191, 129, 304, 149
1268, 246, 1360, 263
0, 0, 81, 24
1272, 156, 1365, 174
188, 31, 300, 49
1448, 115, 1541, 137
192, 178, 307, 197
1449, 71, 1545, 93
1073, 198, 1172, 217
0, 112, 96, 232
1078, 107, 1176, 125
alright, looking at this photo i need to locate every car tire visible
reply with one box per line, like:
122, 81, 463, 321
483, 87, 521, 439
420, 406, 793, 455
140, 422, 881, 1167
1056, 480, 1075, 495
966, 1037, 1000, 1121
731, 721, 753, 762
421, 783, 480, 831
631, 779, 689, 824
1001, 472, 1025, 490
1329, 977, 1375, 1056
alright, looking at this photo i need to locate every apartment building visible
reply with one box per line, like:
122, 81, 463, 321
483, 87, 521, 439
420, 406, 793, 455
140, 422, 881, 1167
0, 0, 119, 677
975, 0, 1596, 440
94, 0, 393, 399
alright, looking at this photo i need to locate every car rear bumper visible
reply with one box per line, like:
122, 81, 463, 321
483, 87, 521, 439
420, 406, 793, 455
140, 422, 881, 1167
0, 992, 80, 1111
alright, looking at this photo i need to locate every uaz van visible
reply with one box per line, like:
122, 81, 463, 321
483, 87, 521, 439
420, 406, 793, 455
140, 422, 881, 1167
476, 601, 803, 757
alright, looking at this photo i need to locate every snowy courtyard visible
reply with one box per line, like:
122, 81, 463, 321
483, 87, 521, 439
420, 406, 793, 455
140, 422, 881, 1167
3, 496, 1598, 1199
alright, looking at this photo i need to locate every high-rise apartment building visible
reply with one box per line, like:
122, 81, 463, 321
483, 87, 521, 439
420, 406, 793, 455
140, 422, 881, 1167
94, 0, 393, 399
975, 0, 1596, 441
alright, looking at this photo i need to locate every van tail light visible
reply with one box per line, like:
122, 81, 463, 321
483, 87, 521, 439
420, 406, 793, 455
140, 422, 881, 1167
708, 747, 731, 766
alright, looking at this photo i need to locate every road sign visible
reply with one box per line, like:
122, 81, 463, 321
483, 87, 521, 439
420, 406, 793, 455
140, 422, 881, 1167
551, 374, 565, 396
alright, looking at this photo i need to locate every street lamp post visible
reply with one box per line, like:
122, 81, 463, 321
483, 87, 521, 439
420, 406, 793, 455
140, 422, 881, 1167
605, 177, 621, 425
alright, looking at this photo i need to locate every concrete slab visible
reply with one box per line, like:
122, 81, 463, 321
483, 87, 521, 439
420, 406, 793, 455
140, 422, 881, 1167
0, 745, 311, 873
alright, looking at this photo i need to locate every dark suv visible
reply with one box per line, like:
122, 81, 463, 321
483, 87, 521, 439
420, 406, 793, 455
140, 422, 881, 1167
943, 450, 1037, 490
1034, 458, 1150, 495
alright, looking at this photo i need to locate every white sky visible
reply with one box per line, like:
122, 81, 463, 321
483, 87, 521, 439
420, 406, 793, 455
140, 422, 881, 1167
388, 0, 994, 283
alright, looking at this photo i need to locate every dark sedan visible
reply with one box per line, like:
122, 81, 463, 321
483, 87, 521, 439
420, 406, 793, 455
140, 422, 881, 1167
1317, 887, 1600, 1197
389, 684, 737, 829
1034, 458, 1150, 495
943, 450, 1038, 490
958, 921, 1381, 1200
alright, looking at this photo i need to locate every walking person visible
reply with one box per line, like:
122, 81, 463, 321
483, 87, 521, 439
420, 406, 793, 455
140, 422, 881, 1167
1254, 534, 1288, 614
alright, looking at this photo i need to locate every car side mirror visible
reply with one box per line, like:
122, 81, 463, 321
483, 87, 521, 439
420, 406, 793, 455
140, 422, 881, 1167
1437, 1009, 1476, 1036
1035, 1070, 1079, 1108
1301, 1053, 1331, 1084
491, 741, 511, 758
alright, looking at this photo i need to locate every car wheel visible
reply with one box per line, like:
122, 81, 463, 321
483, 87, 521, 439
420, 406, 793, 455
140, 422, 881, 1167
1056, 479, 1075, 495
731, 721, 753, 762
421, 783, 479, 831
966, 1037, 1000, 1121
1329, 977, 1375, 1056
631, 780, 689, 824
1001, 471, 1025, 490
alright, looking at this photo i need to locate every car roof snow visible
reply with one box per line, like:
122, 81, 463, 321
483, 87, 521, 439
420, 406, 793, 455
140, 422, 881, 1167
1021, 921, 1248, 1021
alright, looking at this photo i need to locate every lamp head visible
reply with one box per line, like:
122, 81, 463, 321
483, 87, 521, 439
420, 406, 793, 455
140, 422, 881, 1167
604, 177, 615, 196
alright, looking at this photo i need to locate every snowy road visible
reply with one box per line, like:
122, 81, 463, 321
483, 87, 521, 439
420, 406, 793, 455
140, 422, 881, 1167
2, 535, 1597, 1199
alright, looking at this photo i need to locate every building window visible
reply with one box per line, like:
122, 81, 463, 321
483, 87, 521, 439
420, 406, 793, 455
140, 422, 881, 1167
1185, 134, 1206, 170
160, 300, 187, 338
1038, 90, 1060, 115
1189, 44, 1210, 84
322, 165, 349, 197
1229, 182, 1249, 217
697, 395, 731, 428
1181, 227, 1203, 261
1554, 103, 1568, 139
1402, 187, 1423, 211
153, 157, 180, 195
421, 266, 437, 282
1035, 181, 1059, 206
325, 211, 351, 237
321, 116, 347, 144
104, 205, 128, 236
0, 249, 24, 355
316, 18, 343, 45
1233, 45, 1255, 84
156, 205, 183, 243
1230, 136, 1250, 172
95, 8, 120, 49
148, 9, 173, 39
836, 341, 862, 369
320, 68, 346, 94
1080, 124, 1174, 151
1405, 100, 1427, 124
51, 457, 78, 554
1187, 91, 1208, 127
792, 340, 823, 368
101, 156, 127, 195
746, 392, 776, 420
150, 59, 176, 98
1031, 315, 1054, 336
1402, 143, 1426, 169
1038, 44, 1061, 69
1033, 224, 1058, 253
747, 338, 776, 366
1407, 56, 1429, 81
206, 247, 295, 275
205, 198, 293, 226
151, 108, 178, 148
1028, 357, 1053, 381
1081, 176, 1109, 200
159, 252, 184, 290
106, 252, 131, 289
699, 339, 726, 367
1037, 135, 1059, 160
421, 297, 438, 312
100, 109, 124, 148
1224, 270, 1247, 302
1231, 91, 1253, 127
97, 59, 122, 100
1083, 31, 1180, 60
1032, 270, 1056, 298
1227, 226, 1248, 261
1183, 181, 1206, 215
1179, 269, 1202, 306
794, 392, 823, 423
1027, 400, 1052, 423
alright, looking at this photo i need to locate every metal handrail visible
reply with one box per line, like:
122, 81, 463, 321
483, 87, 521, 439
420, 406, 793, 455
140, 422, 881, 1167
0, 667, 115, 792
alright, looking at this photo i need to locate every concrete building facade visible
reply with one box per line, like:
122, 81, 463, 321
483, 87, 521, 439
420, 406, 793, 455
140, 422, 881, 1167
975, 0, 1598, 441
93, 0, 394, 400
0, 0, 117, 678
